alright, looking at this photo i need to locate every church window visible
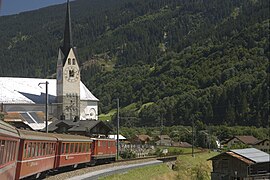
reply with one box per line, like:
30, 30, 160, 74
72, 58, 76, 65
69, 70, 74, 77
68, 58, 71, 65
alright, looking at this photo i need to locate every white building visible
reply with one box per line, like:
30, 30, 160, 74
0, 1, 99, 130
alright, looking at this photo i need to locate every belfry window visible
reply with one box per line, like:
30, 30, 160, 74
72, 58, 76, 65
69, 70, 74, 77
68, 58, 71, 65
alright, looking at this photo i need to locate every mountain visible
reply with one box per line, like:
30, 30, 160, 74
0, 0, 269, 127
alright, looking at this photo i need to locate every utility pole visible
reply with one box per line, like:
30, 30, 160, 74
38, 81, 49, 133
116, 98, 120, 160
192, 118, 194, 157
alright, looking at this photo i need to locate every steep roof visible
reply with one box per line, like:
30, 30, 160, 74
231, 148, 270, 163
225, 135, 259, 145
61, 0, 73, 63
0, 77, 98, 104
209, 148, 270, 164
136, 135, 151, 141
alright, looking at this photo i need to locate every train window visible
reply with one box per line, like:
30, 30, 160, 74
65, 143, 70, 154
70, 143, 74, 153
103, 141, 106, 147
35, 143, 39, 157
82, 143, 85, 152
45, 143, 48, 155
51, 143, 55, 154
48, 143, 51, 155
108, 141, 110, 147
32, 142, 36, 157
75, 143, 78, 153
10, 141, 14, 161
85, 143, 88, 152
98, 141, 101, 147
27, 143, 31, 158
5, 141, 9, 162
23, 143, 27, 158
9, 141, 13, 161
61, 143, 65, 154
41, 143, 45, 156
78, 143, 82, 153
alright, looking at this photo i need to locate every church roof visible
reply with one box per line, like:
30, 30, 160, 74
0, 77, 99, 104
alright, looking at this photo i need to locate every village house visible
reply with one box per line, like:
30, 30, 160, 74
155, 135, 172, 146
223, 135, 259, 148
209, 148, 270, 180
254, 139, 269, 154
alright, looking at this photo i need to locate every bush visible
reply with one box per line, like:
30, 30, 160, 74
120, 150, 136, 159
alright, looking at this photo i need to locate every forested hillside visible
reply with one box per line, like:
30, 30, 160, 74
0, 0, 269, 127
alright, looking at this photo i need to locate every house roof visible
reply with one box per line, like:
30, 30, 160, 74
157, 135, 171, 140
225, 135, 259, 145
231, 148, 270, 163
0, 77, 98, 104
45, 119, 112, 134
136, 135, 151, 141
255, 139, 269, 145
209, 148, 270, 164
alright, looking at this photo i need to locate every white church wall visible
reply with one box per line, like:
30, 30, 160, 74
80, 100, 98, 120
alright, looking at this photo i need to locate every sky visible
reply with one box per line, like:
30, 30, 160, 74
0, 0, 73, 16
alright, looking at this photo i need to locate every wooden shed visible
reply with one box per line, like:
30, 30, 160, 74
208, 148, 270, 180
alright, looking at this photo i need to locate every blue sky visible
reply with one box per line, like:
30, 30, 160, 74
0, 0, 72, 16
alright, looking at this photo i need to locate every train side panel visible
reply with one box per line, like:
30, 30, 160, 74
91, 139, 116, 163
56, 142, 92, 168
15, 140, 57, 179
0, 136, 20, 180
0, 120, 20, 180
53, 134, 92, 168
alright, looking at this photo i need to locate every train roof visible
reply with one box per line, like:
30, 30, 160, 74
52, 133, 93, 142
0, 120, 20, 138
18, 129, 57, 141
91, 137, 115, 141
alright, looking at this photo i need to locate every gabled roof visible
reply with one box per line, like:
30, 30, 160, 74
231, 148, 270, 163
46, 119, 112, 134
209, 148, 270, 164
225, 135, 259, 145
157, 135, 171, 140
0, 77, 98, 104
136, 135, 151, 141
255, 139, 269, 145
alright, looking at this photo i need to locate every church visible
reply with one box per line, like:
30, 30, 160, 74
0, 1, 111, 136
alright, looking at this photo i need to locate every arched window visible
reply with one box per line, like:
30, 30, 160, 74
72, 58, 76, 65
68, 58, 71, 65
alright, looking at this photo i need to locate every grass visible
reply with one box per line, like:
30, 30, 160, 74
98, 109, 117, 121
99, 151, 219, 180
99, 164, 174, 180
174, 151, 219, 180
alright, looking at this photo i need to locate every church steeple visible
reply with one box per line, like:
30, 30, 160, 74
61, 0, 73, 60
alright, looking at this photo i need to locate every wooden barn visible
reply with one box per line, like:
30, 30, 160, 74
208, 148, 270, 180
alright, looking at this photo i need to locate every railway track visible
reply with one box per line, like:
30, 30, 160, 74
43, 149, 206, 180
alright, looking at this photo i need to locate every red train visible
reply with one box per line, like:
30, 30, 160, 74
0, 120, 116, 180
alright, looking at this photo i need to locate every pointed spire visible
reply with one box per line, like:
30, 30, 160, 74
62, 0, 73, 58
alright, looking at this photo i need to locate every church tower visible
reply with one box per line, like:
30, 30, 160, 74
57, 0, 80, 120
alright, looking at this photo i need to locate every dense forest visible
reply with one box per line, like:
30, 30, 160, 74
0, 0, 269, 127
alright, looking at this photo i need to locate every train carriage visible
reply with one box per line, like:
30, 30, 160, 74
0, 120, 20, 180
53, 134, 92, 168
15, 130, 58, 179
91, 138, 116, 164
